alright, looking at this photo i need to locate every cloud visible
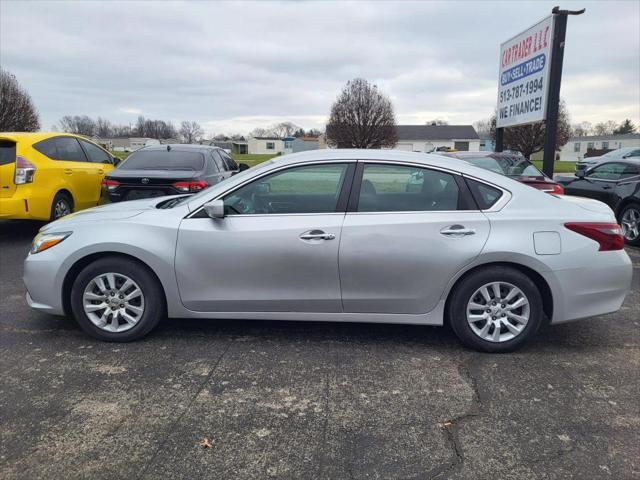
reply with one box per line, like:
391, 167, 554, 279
1, 0, 638, 134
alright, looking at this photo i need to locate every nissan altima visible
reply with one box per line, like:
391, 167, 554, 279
24, 150, 633, 352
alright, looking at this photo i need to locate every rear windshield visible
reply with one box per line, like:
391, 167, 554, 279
465, 156, 542, 177
119, 150, 205, 171
0, 140, 16, 166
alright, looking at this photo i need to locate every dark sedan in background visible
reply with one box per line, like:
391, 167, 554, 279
102, 144, 248, 202
441, 152, 565, 194
557, 160, 640, 245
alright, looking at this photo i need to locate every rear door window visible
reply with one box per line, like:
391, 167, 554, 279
79, 139, 112, 163
0, 141, 16, 165
356, 164, 461, 212
54, 137, 88, 162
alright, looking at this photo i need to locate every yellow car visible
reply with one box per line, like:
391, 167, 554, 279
0, 132, 117, 221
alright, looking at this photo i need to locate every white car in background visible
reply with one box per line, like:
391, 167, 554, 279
576, 147, 640, 172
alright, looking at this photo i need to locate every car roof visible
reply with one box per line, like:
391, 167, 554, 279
138, 144, 221, 152
254, 148, 517, 181
0, 132, 91, 143
439, 151, 526, 161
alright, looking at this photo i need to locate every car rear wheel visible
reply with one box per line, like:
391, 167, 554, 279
448, 266, 544, 353
619, 203, 640, 246
70, 257, 165, 341
50, 192, 73, 221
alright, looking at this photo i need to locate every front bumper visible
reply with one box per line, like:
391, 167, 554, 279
23, 251, 66, 316
544, 249, 633, 324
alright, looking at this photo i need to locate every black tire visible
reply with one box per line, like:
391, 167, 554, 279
70, 256, 165, 342
618, 202, 640, 247
448, 266, 544, 353
50, 192, 73, 221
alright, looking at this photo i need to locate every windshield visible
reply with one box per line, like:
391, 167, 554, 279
119, 150, 205, 171
465, 156, 542, 177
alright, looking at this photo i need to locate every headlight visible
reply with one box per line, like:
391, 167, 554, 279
30, 232, 72, 254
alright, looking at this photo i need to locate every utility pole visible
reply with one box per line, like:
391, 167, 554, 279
541, 6, 585, 177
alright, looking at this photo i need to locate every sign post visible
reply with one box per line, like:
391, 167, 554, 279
496, 6, 584, 175
541, 7, 585, 177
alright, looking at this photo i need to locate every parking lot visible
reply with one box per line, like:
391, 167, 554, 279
0, 219, 638, 480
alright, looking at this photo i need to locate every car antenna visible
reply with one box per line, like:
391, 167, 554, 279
167, 145, 171, 152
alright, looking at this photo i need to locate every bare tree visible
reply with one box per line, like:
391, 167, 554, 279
473, 118, 492, 138
58, 115, 96, 136
326, 78, 398, 149
426, 119, 449, 126
271, 122, 300, 138
490, 100, 572, 159
96, 117, 113, 138
593, 120, 618, 136
250, 127, 271, 138
572, 121, 592, 137
179, 121, 204, 144
0, 68, 40, 131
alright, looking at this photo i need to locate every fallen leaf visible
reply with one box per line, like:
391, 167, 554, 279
440, 421, 454, 428
198, 437, 213, 448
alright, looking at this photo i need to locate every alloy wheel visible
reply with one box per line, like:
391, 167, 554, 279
54, 199, 71, 219
621, 208, 640, 241
466, 281, 530, 343
83, 272, 145, 333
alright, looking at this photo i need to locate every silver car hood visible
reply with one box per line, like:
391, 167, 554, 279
40, 196, 182, 232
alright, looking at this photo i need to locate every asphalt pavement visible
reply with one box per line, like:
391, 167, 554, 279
1, 220, 638, 479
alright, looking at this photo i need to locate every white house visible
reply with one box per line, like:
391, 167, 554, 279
98, 137, 160, 152
558, 134, 640, 162
394, 125, 480, 152
248, 136, 285, 154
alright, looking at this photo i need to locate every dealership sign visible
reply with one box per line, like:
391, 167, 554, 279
497, 15, 554, 128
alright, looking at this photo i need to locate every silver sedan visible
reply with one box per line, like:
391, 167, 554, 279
24, 150, 633, 352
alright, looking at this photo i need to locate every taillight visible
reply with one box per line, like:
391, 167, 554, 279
172, 180, 208, 192
14, 156, 36, 184
565, 222, 625, 251
551, 184, 564, 195
101, 179, 120, 191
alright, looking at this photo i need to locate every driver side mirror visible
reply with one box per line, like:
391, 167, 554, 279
238, 163, 250, 172
112, 156, 122, 166
575, 169, 586, 178
203, 199, 225, 219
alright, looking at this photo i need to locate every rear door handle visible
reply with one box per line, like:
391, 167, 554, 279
64, 168, 73, 175
440, 225, 476, 236
300, 230, 336, 241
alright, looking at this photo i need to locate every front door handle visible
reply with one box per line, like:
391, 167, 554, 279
300, 230, 336, 241
602, 184, 612, 190
440, 225, 476, 236
64, 168, 73, 175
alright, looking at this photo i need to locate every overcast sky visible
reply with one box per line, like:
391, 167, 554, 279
1, 0, 638, 136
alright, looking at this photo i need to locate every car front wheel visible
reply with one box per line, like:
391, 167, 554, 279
70, 256, 165, 341
448, 266, 544, 353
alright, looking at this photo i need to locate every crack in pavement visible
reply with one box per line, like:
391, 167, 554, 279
429, 354, 485, 480
135, 340, 232, 480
